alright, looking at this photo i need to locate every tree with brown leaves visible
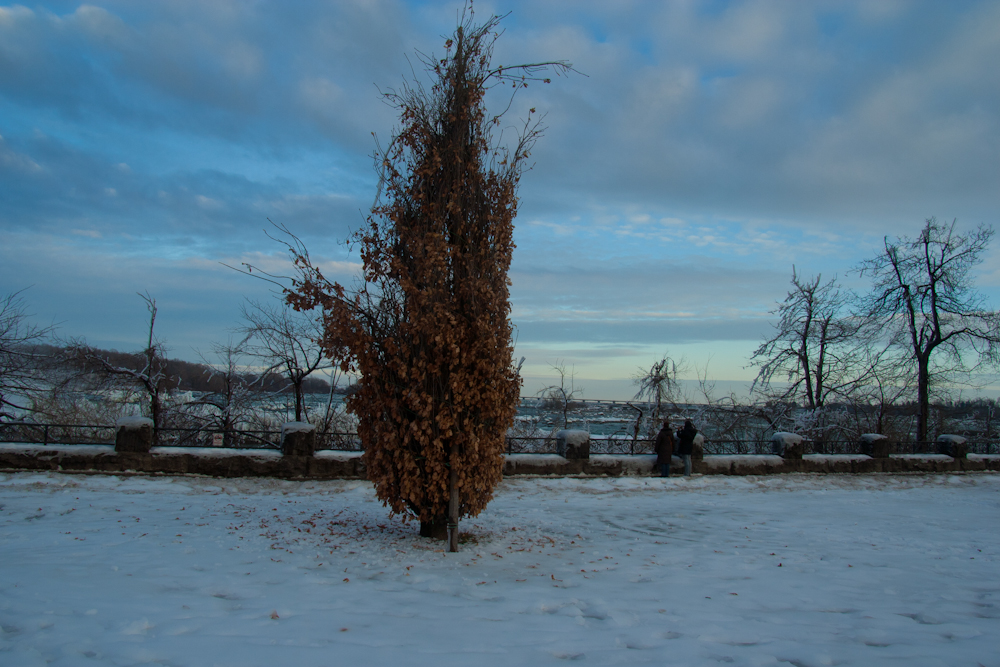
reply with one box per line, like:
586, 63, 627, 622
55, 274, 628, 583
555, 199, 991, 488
285, 9, 570, 551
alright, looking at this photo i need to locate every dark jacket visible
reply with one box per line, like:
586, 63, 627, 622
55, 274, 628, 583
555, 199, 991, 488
654, 426, 674, 465
676, 422, 697, 456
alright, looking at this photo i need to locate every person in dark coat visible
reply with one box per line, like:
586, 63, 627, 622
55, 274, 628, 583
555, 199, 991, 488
676, 419, 697, 476
653, 419, 674, 477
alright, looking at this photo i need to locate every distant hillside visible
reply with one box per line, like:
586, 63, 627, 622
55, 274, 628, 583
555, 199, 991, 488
41, 344, 339, 395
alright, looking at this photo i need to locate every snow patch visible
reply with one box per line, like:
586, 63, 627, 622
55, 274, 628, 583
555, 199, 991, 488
115, 416, 153, 430
281, 421, 315, 435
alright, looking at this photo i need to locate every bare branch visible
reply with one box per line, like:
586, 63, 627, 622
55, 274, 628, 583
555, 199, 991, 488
855, 217, 1000, 441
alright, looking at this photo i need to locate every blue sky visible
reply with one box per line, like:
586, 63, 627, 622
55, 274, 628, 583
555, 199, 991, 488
2, 0, 999, 400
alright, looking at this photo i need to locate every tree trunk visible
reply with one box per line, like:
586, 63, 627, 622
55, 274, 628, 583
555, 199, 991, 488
916, 355, 930, 444
562, 388, 569, 429
150, 389, 161, 446
294, 379, 304, 422
419, 518, 448, 540
448, 462, 460, 553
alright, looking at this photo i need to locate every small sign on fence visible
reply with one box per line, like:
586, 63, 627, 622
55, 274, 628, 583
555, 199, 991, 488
212, 433, 224, 447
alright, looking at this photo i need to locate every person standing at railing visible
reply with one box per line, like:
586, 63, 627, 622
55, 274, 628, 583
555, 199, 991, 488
677, 419, 697, 476
654, 419, 675, 477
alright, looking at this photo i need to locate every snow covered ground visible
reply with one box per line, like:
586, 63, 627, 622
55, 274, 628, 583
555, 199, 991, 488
1, 472, 998, 666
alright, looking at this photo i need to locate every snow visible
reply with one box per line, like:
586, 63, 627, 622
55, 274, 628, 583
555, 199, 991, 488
281, 422, 316, 435
146, 447, 281, 460
804, 454, 864, 462
114, 417, 152, 430
896, 454, 953, 462
772, 432, 803, 446
556, 430, 590, 446
507, 454, 568, 467
0, 443, 115, 456
1, 472, 998, 666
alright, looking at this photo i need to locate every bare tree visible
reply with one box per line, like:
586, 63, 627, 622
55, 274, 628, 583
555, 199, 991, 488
841, 343, 914, 438
66, 292, 172, 437
183, 337, 262, 445
633, 354, 687, 430
239, 299, 333, 423
857, 218, 1000, 443
750, 268, 867, 411
538, 362, 583, 429
0, 289, 56, 421
691, 365, 797, 454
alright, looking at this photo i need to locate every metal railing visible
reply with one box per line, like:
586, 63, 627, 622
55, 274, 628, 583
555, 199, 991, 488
156, 426, 280, 450
0, 422, 116, 446
0, 422, 359, 451
149, 427, 363, 451
2, 421, 996, 456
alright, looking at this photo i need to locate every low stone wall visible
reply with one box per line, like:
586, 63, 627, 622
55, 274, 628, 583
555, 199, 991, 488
0, 444, 365, 479
2, 443, 998, 479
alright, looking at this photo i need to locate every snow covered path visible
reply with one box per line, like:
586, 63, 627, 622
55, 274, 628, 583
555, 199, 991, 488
1, 472, 998, 666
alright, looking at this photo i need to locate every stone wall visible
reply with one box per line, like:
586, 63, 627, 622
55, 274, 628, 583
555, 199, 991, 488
0, 445, 365, 479
1, 443, 997, 480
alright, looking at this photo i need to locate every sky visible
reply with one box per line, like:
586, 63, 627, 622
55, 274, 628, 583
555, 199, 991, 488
2, 0, 999, 400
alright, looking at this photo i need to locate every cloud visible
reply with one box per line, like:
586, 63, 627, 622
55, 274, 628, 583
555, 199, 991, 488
0, 131, 366, 260
0, 2, 410, 152
505, 0, 1000, 233
514, 317, 771, 346
509, 250, 787, 342
0, 134, 42, 173
2, 0, 998, 386
196, 195, 224, 211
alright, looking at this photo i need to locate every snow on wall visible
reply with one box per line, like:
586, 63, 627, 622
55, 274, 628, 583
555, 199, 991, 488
115, 416, 153, 430
281, 422, 316, 435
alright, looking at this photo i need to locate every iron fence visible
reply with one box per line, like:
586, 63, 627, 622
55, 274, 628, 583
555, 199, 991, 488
0, 422, 362, 452
508, 436, 999, 456
156, 426, 280, 450
2, 421, 996, 456
0, 422, 116, 446
150, 427, 363, 451
702, 439, 998, 456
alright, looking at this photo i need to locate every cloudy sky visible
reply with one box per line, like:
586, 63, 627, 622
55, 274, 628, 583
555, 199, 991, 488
2, 0, 999, 400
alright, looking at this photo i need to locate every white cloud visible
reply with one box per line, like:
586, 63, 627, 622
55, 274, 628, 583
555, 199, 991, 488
196, 195, 223, 210
701, 1, 794, 61
0, 138, 42, 173
297, 76, 344, 115
712, 76, 784, 129
221, 41, 263, 81
2, 0, 998, 387
70, 4, 131, 46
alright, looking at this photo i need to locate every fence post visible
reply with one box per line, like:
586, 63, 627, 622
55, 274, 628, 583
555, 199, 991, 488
556, 430, 590, 460
281, 422, 316, 457
936, 434, 968, 459
115, 417, 154, 453
771, 432, 804, 459
859, 433, 890, 458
